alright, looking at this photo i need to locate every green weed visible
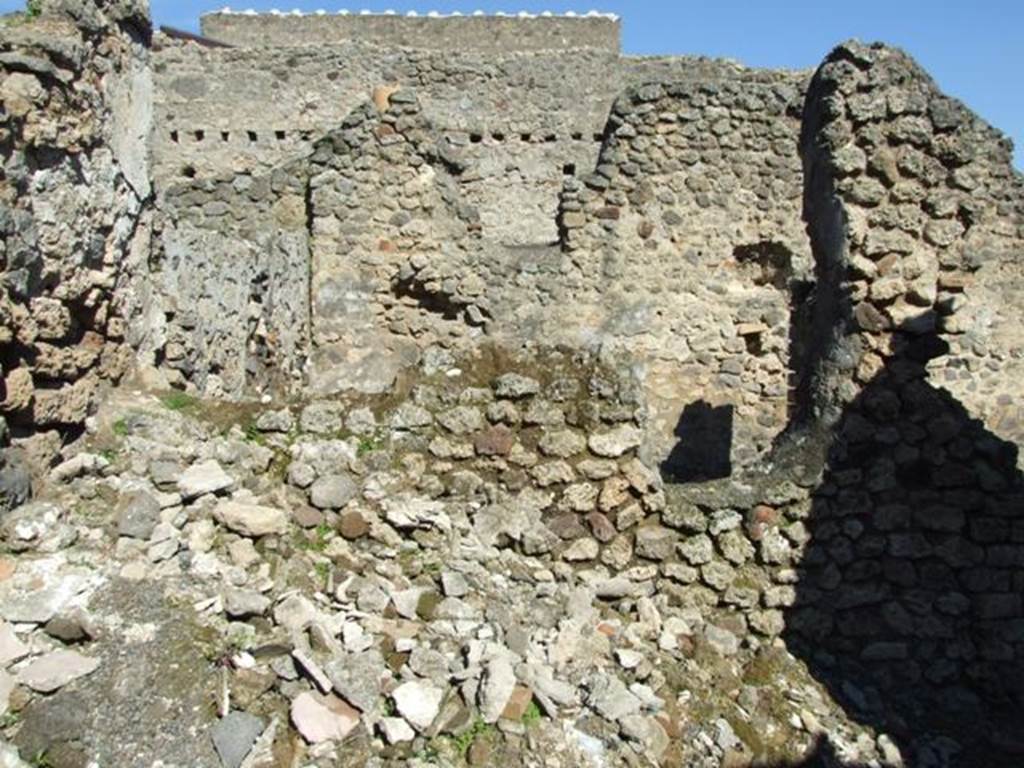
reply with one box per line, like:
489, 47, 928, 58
522, 699, 542, 727
452, 717, 493, 756
413, 742, 441, 764
160, 391, 199, 412
357, 434, 384, 457
314, 522, 332, 550
0, 711, 20, 728
243, 420, 265, 444
293, 522, 333, 554
314, 560, 330, 587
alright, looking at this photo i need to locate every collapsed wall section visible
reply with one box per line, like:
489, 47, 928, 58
0, 2, 151, 470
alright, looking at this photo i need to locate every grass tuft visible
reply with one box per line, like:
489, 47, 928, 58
161, 391, 199, 412
452, 717, 493, 756
522, 699, 542, 727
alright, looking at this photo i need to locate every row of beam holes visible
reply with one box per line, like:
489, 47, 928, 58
169, 130, 313, 143
468, 131, 601, 144
465, 131, 594, 176
170, 129, 600, 146
174, 129, 306, 178
172, 129, 593, 177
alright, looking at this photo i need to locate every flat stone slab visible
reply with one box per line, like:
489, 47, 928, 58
392, 680, 443, 731
178, 460, 234, 500
0, 559, 99, 625
213, 501, 287, 537
17, 650, 100, 693
0, 622, 29, 667
291, 691, 360, 744
479, 656, 516, 724
211, 711, 264, 768
379, 716, 415, 744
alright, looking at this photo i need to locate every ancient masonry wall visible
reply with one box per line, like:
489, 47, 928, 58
2, 6, 1024, 759
150, 38, 786, 246
0, 3, 152, 471
459, 41, 1024, 727
305, 94, 481, 397
154, 25, 1024, 703
557, 75, 811, 470
800, 43, 1024, 447
153, 168, 310, 397
200, 10, 621, 52
149, 32, 812, 472
788, 42, 1024, 704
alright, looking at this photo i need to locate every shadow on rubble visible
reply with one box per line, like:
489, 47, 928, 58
770, 332, 1024, 768
767, 736, 869, 768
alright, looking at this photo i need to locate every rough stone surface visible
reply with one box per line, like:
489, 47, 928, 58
0, 623, 29, 667
634, 525, 677, 561
222, 588, 270, 619
290, 691, 360, 744
117, 491, 161, 540
0, 502, 74, 553
588, 426, 643, 458
392, 680, 444, 731
309, 474, 358, 510
479, 656, 517, 724
210, 711, 264, 768
17, 650, 100, 693
213, 501, 288, 537
379, 716, 415, 744
179, 461, 234, 500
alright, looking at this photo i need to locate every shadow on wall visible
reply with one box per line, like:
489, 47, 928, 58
775, 332, 1024, 768
660, 401, 733, 482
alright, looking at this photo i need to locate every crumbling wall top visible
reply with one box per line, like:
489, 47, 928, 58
199, 8, 621, 52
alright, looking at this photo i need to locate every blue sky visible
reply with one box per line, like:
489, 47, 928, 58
3, 1, 1021, 167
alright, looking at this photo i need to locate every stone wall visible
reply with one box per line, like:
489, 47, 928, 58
1, 6, 1023, 762
305, 92, 480, 397
199, 10, 621, 53
0, 0, 152, 471
558, 75, 811, 472
799, 43, 1024, 452
150, 38, 794, 246
143, 18, 1024, 488
151, 167, 310, 398
149, 36, 812, 472
646, 41, 1024, 755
